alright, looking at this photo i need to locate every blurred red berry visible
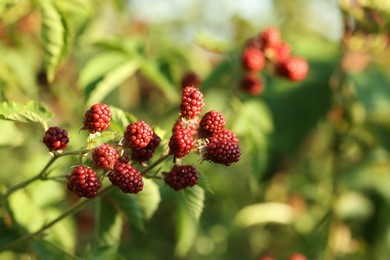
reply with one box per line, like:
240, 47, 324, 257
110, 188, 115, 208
240, 73, 264, 96
242, 47, 265, 72
260, 27, 281, 49
181, 71, 201, 88
275, 57, 309, 82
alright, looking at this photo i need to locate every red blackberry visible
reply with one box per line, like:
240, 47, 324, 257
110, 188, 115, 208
172, 119, 198, 137
180, 86, 205, 119
109, 163, 143, 194
168, 129, 195, 158
204, 138, 241, 166
163, 165, 199, 190
211, 129, 239, 144
92, 144, 119, 170
259, 27, 281, 49
246, 36, 262, 49
242, 47, 265, 72
82, 103, 111, 134
199, 110, 225, 138
289, 253, 307, 260
67, 166, 101, 198
124, 121, 154, 149
181, 71, 201, 88
271, 41, 291, 62
42, 127, 69, 151
275, 57, 309, 82
131, 134, 161, 163
240, 73, 264, 96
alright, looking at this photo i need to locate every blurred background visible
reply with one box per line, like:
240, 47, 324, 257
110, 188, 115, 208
1, 0, 390, 259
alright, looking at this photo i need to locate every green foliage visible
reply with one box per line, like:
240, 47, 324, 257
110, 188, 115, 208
2, 0, 390, 259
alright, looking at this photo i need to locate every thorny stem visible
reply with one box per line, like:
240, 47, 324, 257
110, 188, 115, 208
0, 152, 171, 251
0, 149, 91, 203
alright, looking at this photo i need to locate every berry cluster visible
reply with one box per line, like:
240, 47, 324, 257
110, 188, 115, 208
41, 84, 241, 197
165, 85, 241, 189
240, 27, 309, 95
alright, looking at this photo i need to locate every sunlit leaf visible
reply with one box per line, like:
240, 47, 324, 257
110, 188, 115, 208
0, 101, 53, 129
39, 0, 71, 82
135, 179, 161, 221
86, 60, 139, 105
174, 201, 197, 258
0, 121, 24, 147
197, 173, 214, 194
139, 59, 179, 102
234, 202, 295, 228
181, 185, 205, 223
109, 106, 137, 132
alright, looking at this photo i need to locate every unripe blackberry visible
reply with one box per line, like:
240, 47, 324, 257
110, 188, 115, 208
131, 134, 161, 163
211, 129, 239, 144
242, 47, 265, 72
168, 129, 195, 158
199, 110, 225, 138
92, 144, 119, 170
124, 121, 154, 149
259, 27, 281, 49
275, 57, 309, 82
82, 103, 111, 133
181, 71, 201, 88
289, 253, 307, 260
42, 127, 69, 151
204, 138, 241, 166
67, 166, 101, 198
109, 163, 143, 194
180, 86, 205, 119
163, 165, 199, 190
240, 73, 264, 96
271, 41, 291, 62
172, 119, 198, 137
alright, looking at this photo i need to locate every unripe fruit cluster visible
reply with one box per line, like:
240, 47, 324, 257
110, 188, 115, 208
42, 84, 241, 197
240, 27, 309, 96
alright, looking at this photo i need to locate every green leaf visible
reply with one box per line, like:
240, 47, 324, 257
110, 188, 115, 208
85, 245, 124, 260
109, 106, 137, 132
86, 60, 139, 105
0, 101, 53, 129
174, 201, 197, 258
39, 0, 71, 82
197, 173, 214, 194
79, 52, 128, 94
180, 185, 205, 223
134, 179, 161, 221
109, 189, 145, 231
139, 59, 179, 102
96, 198, 123, 247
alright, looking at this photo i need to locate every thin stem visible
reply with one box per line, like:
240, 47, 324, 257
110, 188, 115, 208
0, 149, 91, 203
0, 185, 115, 252
141, 153, 171, 176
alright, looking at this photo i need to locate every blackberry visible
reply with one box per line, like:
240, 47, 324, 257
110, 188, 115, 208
168, 129, 195, 158
271, 41, 291, 62
180, 86, 204, 119
92, 144, 119, 170
82, 103, 111, 133
181, 71, 201, 88
172, 119, 198, 137
163, 165, 199, 190
67, 166, 101, 198
259, 27, 281, 49
124, 121, 154, 149
117, 152, 130, 164
42, 127, 69, 152
275, 57, 309, 82
131, 134, 161, 163
109, 163, 143, 194
204, 138, 241, 166
240, 73, 264, 96
211, 129, 239, 144
242, 47, 265, 72
199, 110, 225, 138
